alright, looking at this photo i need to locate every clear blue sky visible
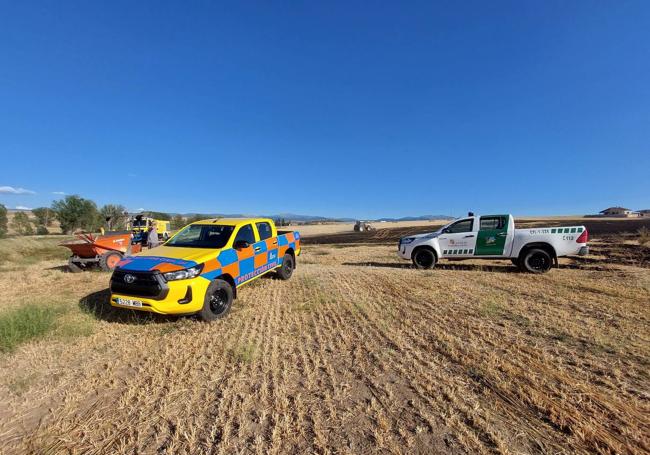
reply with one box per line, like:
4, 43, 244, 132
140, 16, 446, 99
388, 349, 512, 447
1, 1, 648, 218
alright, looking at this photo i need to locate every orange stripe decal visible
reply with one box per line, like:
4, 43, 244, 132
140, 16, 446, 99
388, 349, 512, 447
152, 263, 185, 273
254, 253, 267, 268
202, 258, 222, 274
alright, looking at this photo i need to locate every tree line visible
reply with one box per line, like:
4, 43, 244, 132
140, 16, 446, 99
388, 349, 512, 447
0, 195, 203, 237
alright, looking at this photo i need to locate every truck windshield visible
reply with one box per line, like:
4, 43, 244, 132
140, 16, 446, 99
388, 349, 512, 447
166, 224, 235, 248
132, 220, 146, 227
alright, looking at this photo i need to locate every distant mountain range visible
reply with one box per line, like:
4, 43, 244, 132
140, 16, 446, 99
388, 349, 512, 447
375, 215, 454, 222
177, 212, 452, 223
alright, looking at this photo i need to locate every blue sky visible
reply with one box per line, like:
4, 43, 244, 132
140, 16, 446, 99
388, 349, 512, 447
1, 1, 648, 218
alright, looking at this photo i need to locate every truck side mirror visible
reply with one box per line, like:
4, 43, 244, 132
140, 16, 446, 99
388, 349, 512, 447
234, 240, 250, 249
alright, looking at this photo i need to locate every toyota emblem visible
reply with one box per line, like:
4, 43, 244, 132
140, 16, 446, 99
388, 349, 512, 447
124, 274, 136, 284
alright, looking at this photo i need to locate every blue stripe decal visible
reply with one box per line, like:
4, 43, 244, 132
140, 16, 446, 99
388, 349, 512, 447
239, 257, 254, 277
202, 267, 223, 281
278, 235, 289, 246
217, 249, 238, 266
118, 256, 197, 271
254, 241, 268, 253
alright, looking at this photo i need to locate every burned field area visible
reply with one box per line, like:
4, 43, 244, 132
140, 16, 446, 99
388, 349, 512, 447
0, 230, 649, 454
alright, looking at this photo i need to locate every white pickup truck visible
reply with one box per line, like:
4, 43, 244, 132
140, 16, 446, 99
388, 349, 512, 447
397, 214, 589, 273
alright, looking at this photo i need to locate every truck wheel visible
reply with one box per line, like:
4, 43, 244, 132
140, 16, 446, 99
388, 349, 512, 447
511, 258, 520, 267
521, 249, 552, 273
68, 258, 82, 273
276, 254, 295, 280
412, 248, 437, 269
199, 279, 234, 321
99, 252, 123, 271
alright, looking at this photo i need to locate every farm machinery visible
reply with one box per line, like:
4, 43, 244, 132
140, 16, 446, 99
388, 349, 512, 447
61, 232, 142, 272
127, 215, 171, 244
354, 221, 376, 232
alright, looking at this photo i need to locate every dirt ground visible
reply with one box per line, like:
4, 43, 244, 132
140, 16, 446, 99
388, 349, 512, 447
0, 230, 648, 454
302, 217, 650, 246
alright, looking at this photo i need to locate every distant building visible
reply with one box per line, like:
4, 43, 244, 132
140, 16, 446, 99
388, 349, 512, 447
638, 209, 650, 217
598, 207, 640, 217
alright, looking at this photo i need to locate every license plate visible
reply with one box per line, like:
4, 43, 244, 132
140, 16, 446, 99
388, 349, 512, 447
115, 298, 143, 308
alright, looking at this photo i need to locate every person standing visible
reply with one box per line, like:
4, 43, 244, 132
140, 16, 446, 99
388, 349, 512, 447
147, 224, 159, 249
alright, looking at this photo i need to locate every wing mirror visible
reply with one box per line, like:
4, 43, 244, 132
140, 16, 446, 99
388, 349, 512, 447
234, 240, 250, 249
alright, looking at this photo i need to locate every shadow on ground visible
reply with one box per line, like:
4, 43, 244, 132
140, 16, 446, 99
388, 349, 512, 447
341, 261, 604, 273
79, 288, 180, 324
342, 261, 518, 273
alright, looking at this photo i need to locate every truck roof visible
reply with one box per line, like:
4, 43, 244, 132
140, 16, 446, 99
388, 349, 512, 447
189, 217, 273, 226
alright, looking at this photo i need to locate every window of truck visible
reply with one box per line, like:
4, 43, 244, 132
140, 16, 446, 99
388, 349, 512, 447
444, 219, 473, 233
167, 224, 234, 248
256, 222, 273, 241
234, 224, 256, 244
480, 216, 506, 230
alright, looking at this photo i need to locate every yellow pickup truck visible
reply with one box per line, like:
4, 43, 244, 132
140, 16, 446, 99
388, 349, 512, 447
109, 218, 300, 320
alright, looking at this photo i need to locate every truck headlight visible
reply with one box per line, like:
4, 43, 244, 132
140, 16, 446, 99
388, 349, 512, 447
400, 237, 416, 244
163, 264, 203, 281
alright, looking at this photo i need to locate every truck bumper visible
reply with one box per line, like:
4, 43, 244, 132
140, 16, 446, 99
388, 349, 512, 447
578, 246, 589, 256
110, 277, 210, 315
397, 243, 412, 260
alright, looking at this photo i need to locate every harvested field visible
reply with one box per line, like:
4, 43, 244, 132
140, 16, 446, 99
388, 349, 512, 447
0, 234, 648, 454
303, 217, 650, 248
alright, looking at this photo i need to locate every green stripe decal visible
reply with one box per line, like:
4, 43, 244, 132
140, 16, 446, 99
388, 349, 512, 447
551, 228, 556, 233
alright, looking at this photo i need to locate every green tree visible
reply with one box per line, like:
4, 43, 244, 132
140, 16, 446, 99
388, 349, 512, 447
186, 214, 209, 224
171, 214, 186, 230
11, 212, 34, 236
0, 204, 7, 238
36, 225, 49, 235
147, 211, 171, 221
52, 195, 99, 233
32, 207, 56, 226
100, 204, 128, 231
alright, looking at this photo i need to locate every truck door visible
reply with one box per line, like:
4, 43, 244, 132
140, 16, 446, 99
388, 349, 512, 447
438, 218, 477, 258
253, 221, 278, 269
474, 215, 510, 256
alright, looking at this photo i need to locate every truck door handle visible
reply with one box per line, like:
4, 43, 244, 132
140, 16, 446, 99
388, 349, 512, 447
254, 247, 261, 252
497, 233, 507, 237
464, 235, 475, 238
272, 240, 278, 245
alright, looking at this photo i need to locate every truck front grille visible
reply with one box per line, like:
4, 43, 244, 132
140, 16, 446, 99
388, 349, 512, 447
110, 270, 168, 299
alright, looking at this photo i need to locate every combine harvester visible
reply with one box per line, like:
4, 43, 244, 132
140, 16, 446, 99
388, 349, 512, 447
61, 232, 142, 272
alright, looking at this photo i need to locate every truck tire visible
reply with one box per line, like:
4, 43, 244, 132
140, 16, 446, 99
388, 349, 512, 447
99, 252, 123, 271
511, 258, 520, 267
412, 248, 437, 270
68, 258, 82, 273
521, 248, 552, 273
199, 279, 234, 321
276, 253, 295, 280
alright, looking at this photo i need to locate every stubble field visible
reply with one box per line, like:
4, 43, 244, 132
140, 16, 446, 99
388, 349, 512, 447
0, 230, 648, 454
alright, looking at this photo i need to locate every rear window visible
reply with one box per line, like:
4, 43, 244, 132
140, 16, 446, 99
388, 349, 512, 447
166, 224, 234, 248
480, 216, 506, 230
256, 222, 273, 241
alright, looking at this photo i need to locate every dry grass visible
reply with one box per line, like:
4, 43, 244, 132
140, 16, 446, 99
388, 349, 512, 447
0, 238, 648, 454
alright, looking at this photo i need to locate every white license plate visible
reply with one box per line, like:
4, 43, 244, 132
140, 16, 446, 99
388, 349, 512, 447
115, 298, 143, 308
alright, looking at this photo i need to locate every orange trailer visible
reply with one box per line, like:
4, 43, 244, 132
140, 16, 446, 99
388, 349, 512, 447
61, 232, 142, 272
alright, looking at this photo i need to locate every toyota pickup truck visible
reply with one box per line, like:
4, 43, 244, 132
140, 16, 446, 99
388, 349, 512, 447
110, 218, 300, 320
398, 214, 588, 273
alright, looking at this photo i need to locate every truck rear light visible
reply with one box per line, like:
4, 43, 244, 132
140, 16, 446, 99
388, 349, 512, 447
576, 229, 588, 243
